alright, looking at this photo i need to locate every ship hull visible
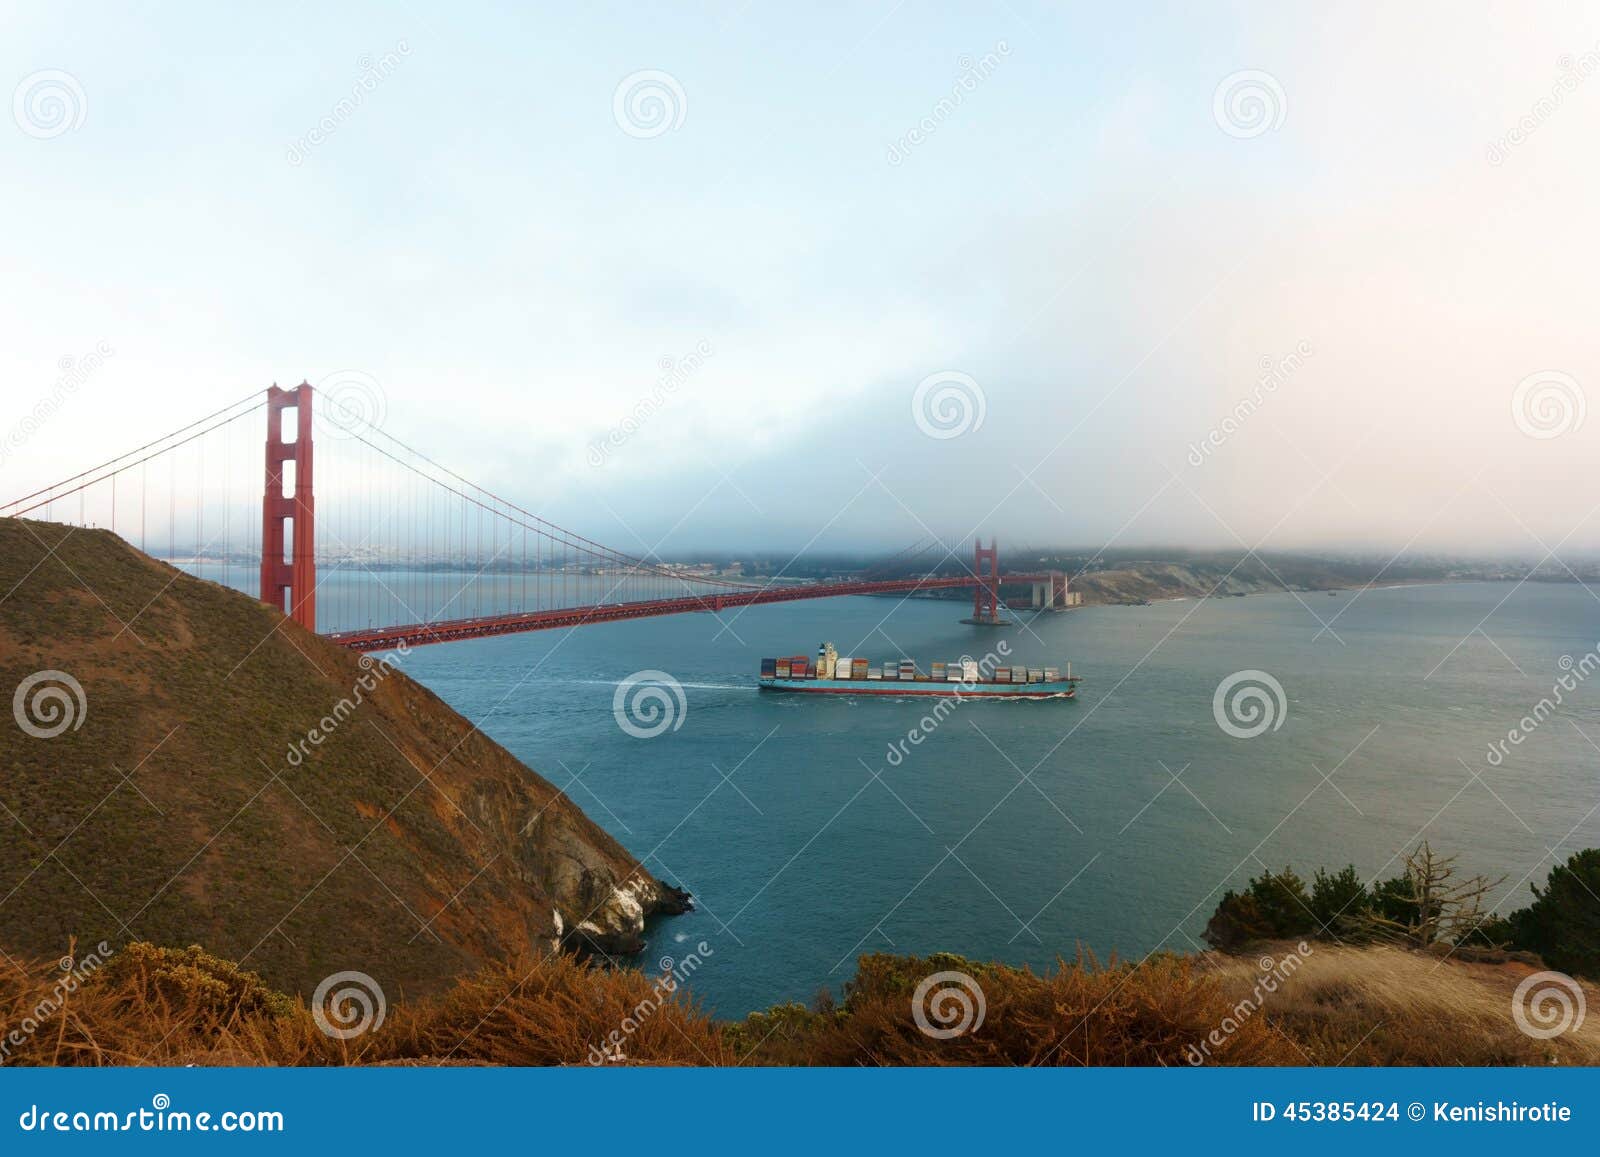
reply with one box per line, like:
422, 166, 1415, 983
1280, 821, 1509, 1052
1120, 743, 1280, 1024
759, 677, 1075, 699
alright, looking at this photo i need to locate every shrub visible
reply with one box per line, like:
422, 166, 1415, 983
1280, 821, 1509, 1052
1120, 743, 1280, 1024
1371, 873, 1420, 928
97, 943, 295, 1021
1204, 891, 1273, 951
1309, 865, 1369, 936
1204, 868, 1315, 950
1458, 913, 1516, 949
1507, 849, 1600, 978
376, 954, 732, 1066
1245, 868, 1316, 938
0, 942, 335, 1066
735, 950, 1298, 1066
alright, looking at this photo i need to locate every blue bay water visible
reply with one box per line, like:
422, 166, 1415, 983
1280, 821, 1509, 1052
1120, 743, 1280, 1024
376, 581, 1600, 1017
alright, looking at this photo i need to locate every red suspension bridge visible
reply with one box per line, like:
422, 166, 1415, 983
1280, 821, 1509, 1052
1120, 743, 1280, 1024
1, 383, 1075, 650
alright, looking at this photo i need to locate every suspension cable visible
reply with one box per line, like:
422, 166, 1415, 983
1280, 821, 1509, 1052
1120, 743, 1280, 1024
1, 390, 265, 516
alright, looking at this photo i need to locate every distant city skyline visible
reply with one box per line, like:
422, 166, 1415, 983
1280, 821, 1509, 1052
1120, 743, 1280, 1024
5, 3, 1599, 556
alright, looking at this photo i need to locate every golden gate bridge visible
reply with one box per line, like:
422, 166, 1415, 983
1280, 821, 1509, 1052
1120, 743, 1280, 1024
1, 383, 1075, 650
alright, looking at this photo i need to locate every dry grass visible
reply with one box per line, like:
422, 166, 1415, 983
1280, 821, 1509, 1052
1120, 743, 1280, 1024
0, 943, 728, 1067
1202, 941, 1600, 1066
4, 939, 1593, 1067
376, 957, 734, 1066
726, 951, 1298, 1066
0, 942, 348, 1066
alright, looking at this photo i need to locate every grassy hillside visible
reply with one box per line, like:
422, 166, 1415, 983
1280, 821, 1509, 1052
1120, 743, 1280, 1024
0, 517, 686, 999
3, 940, 1594, 1066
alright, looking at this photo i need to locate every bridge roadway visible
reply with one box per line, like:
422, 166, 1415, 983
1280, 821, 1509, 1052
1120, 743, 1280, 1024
325, 573, 1056, 652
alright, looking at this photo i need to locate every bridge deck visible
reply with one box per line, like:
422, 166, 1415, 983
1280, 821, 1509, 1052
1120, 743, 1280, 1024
327, 574, 1056, 652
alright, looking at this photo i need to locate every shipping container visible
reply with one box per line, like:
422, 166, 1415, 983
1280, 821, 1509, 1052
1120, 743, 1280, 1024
1043, 666, 1060, 681
760, 658, 777, 677
995, 667, 1011, 682
1011, 666, 1026, 683
1028, 668, 1043, 683
835, 658, 853, 679
867, 668, 882, 680
962, 660, 979, 682
946, 663, 962, 681
851, 659, 869, 677
930, 661, 947, 679
775, 660, 791, 677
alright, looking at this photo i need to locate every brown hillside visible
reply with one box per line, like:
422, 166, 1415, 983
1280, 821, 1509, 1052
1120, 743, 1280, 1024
0, 517, 686, 999
7, 940, 1594, 1067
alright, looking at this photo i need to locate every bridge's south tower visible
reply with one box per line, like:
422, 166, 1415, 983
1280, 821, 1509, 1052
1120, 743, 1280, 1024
260, 383, 317, 631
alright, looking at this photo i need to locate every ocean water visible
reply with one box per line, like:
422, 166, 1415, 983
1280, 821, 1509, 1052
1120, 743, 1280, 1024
381, 581, 1600, 1017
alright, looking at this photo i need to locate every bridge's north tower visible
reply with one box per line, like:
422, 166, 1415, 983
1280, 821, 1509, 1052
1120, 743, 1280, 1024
259, 383, 317, 631
967, 537, 1004, 625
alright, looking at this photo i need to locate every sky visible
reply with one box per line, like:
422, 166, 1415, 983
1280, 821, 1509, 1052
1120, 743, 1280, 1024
4, 2, 1600, 558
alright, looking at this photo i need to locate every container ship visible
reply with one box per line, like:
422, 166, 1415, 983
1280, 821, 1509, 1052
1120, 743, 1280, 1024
759, 642, 1078, 699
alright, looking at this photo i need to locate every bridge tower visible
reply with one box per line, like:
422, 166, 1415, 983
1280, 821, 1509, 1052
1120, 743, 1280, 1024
964, 536, 1007, 625
1030, 570, 1079, 610
260, 383, 317, 631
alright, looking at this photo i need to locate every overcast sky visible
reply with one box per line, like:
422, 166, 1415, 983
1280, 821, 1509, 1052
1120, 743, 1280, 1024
5, 3, 1599, 557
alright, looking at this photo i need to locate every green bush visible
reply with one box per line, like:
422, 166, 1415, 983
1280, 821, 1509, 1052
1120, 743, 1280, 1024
1370, 874, 1420, 928
1459, 913, 1516, 949
1204, 891, 1270, 951
1310, 866, 1369, 935
1204, 868, 1315, 950
1508, 850, 1600, 978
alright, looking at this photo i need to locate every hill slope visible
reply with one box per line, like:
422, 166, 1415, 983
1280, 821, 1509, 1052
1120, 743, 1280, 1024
0, 517, 686, 998
6, 939, 1595, 1066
